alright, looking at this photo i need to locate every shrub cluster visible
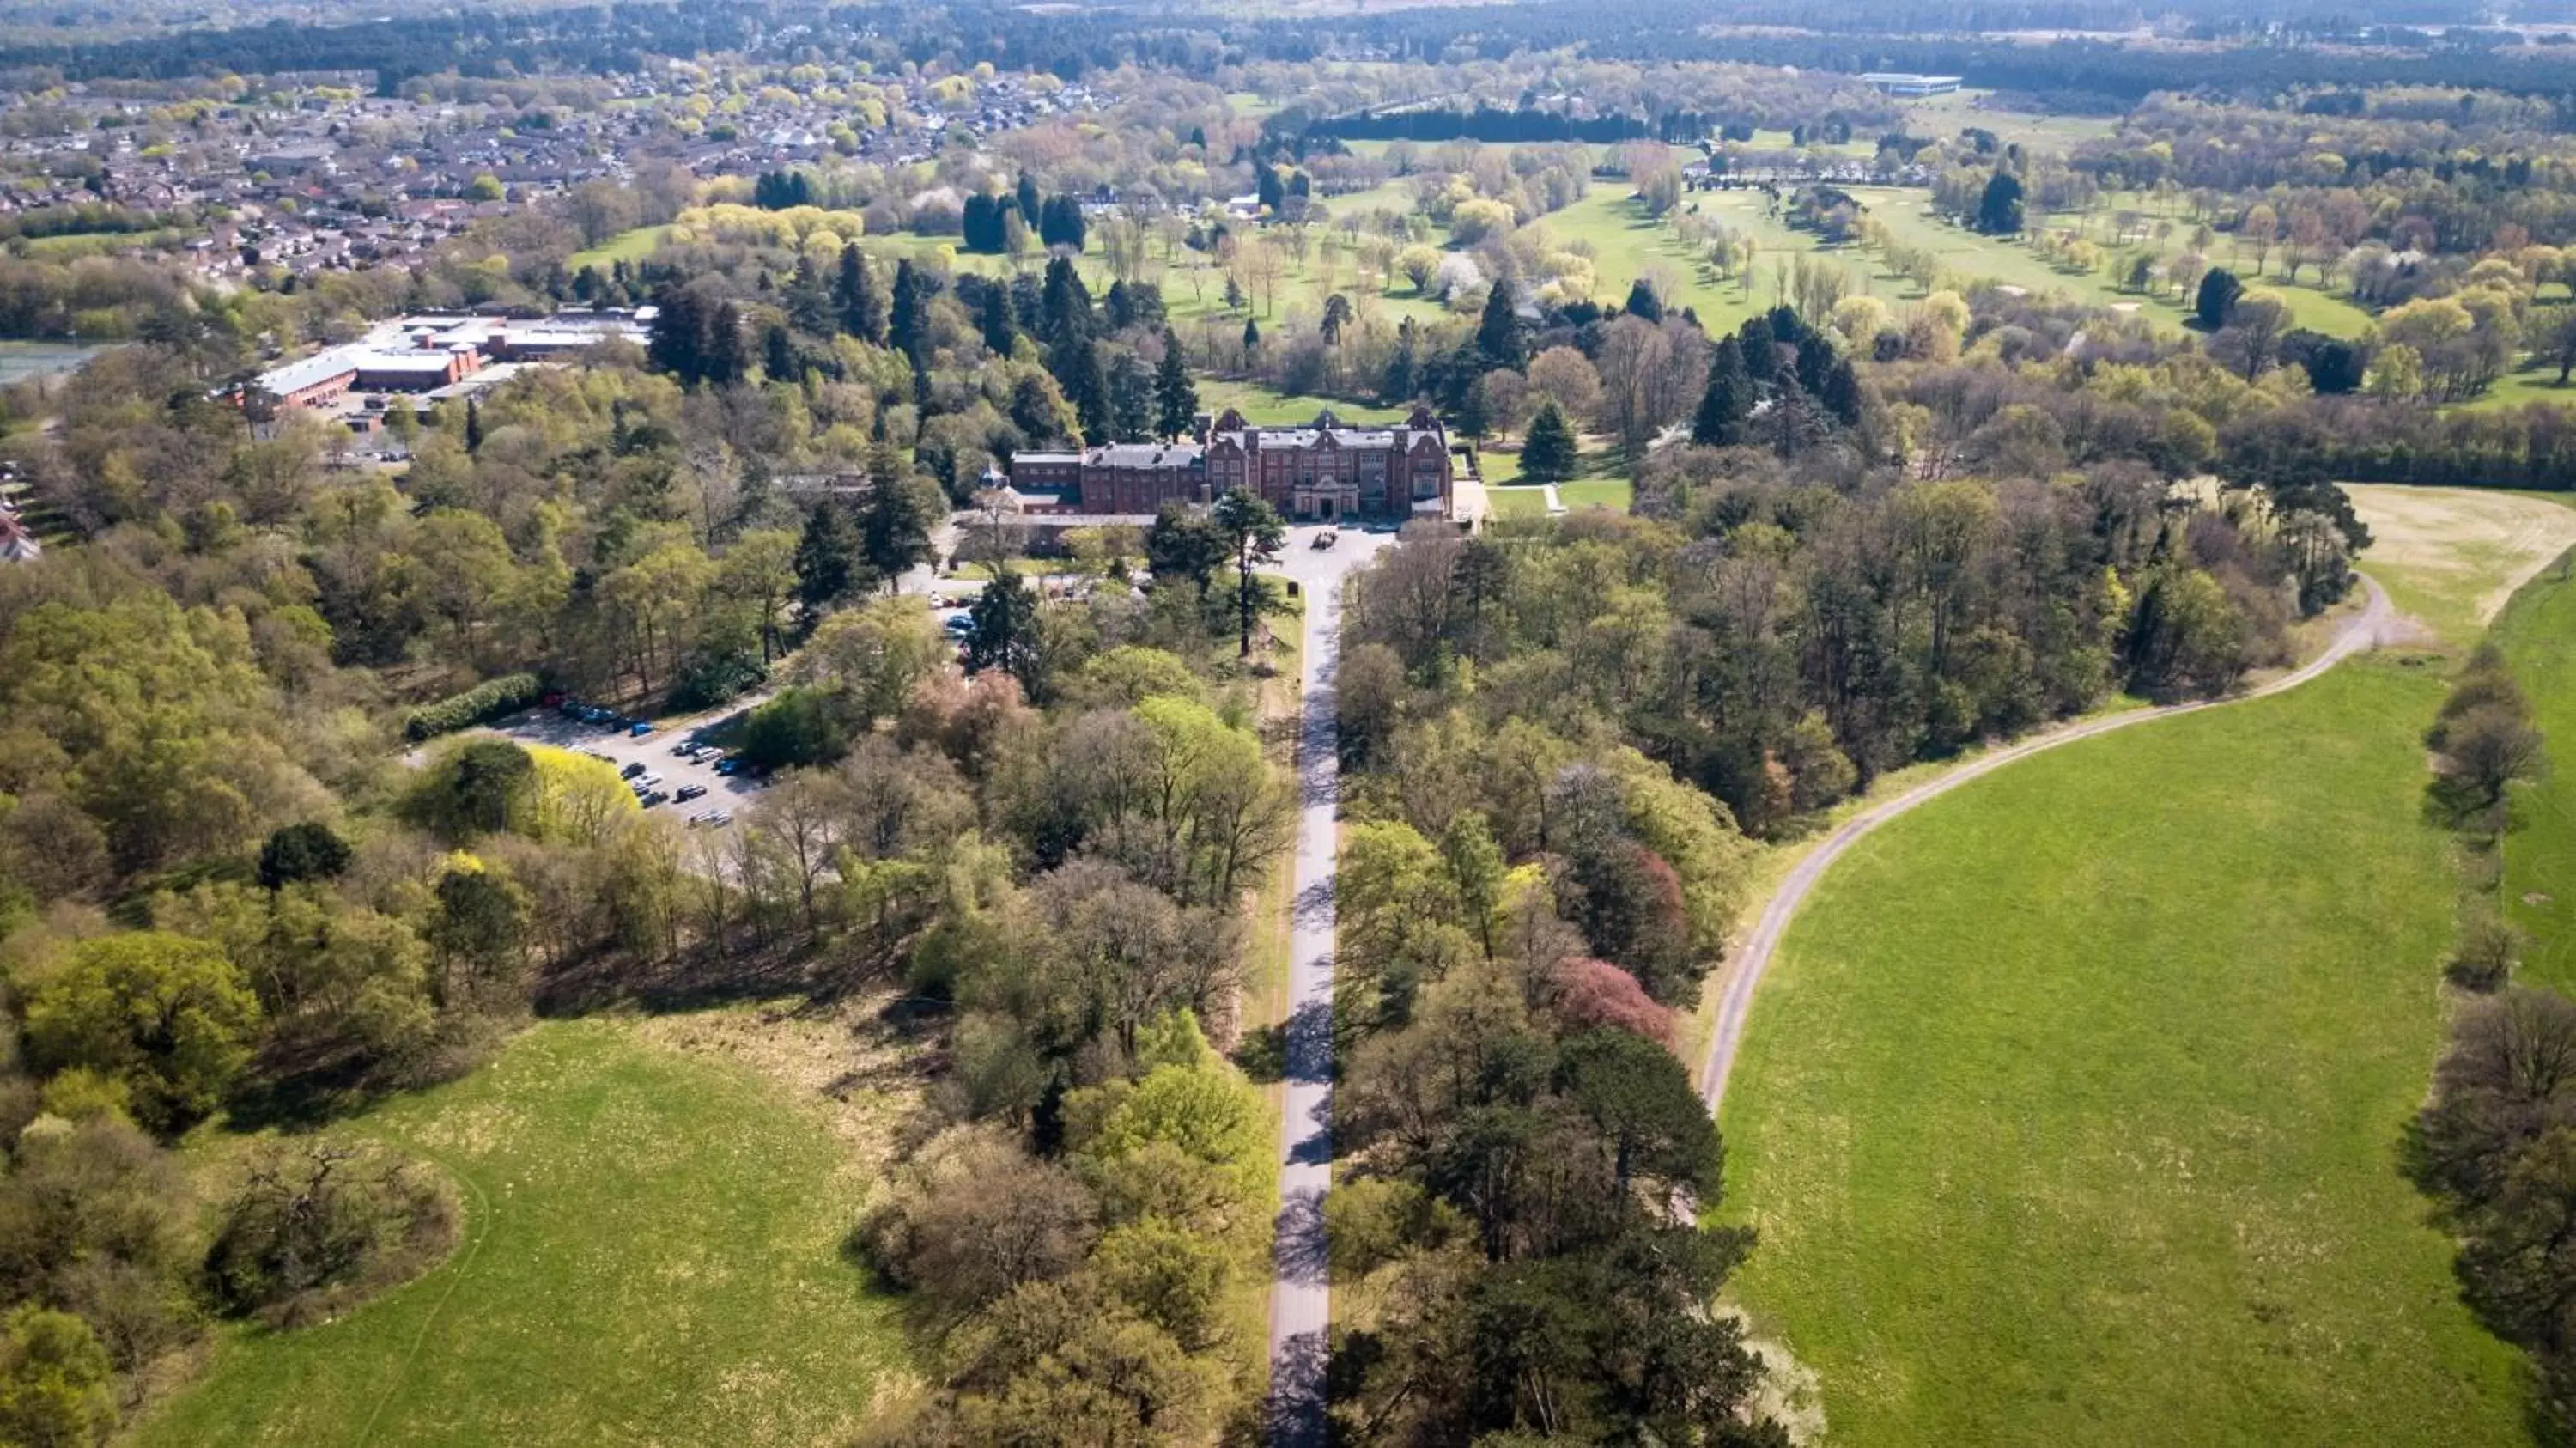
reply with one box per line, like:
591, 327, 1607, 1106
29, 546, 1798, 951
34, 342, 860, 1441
403, 673, 542, 743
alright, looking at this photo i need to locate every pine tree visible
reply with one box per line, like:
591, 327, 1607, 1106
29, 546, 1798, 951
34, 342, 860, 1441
1820, 357, 1863, 429
1039, 256, 1093, 354
464, 398, 483, 453
859, 460, 936, 590
1153, 331, 1199, 441
1692, 336, 1749, 447
706, 301, 750, 386
648, 284, 702, 382
1017, 174, 1042, 228
836, 244, 886, 344
1452, 372, 1490, 441
980, 284, 1018, 357
1242, 316, 1261, 354
1624, 277, 1664, 323
1108, 351, 1153, 441
1383, 326, 1419, 404
1736, 316, 1778, 381
1475, 278, 1522, 368
1066, 339, 1110, 443
794, 499, 864, 611
888, 259, 928, 362
1521, 400, 1578, 483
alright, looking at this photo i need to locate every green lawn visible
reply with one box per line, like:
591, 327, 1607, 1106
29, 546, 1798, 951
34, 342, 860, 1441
140, 1017, 908, 1448
1536, 188, 1819, 335
1479, 478, 1632, 519
2454, 364, 2576, 413
1721, 660, 2527, 1447
1896, 89, 2123, 151
1197, 377, 1407, 425
2497, 551, 2576, 991
1838, 188, 2375, 340
1558, 478, 1631, 510
568, 223, 671, 269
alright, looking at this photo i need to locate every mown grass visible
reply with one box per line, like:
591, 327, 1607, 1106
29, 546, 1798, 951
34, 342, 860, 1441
1535, 188, 1805, 336
2345, 484, 2576, 648
1850, 188, 2374, 339
1720, 660, 2527, 1447
140, 1018, 908, 1448
2496, 548, 2576, 992
568, 223, 672, 269
2453, 364, 2576, 414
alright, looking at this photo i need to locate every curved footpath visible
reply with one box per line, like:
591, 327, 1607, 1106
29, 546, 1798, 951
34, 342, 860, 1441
1698, 574, 2401, 1114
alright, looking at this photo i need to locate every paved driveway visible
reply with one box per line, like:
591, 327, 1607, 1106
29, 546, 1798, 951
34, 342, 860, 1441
1264, 521, 1393, 1447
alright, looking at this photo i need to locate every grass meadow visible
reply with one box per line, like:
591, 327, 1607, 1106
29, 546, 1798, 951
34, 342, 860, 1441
1717, 660, 2527, 1447
2496, 545, 2576, 992
568, 223, 673, 270
140, 1018, 909, 1448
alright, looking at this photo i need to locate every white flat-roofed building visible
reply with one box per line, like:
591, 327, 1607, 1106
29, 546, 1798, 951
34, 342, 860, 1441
1860, 72, 1965, 96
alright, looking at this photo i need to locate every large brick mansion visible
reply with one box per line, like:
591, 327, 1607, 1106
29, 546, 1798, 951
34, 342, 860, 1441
1010, 406, 1455, 522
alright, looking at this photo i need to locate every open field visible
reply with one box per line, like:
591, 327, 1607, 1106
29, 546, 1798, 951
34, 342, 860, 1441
2455, 364, 2576, 413
2495, 543, 2576, 993
140, 1017, 909, 1448
1719, 659, 2526, 1447
2347, 484, 2576, 646
1894, 88, 2124, 151
1197, 377, 1410, 425
1538, 187, 1816, 334
1851, 188, 2375, 339
568, 223, 671, 269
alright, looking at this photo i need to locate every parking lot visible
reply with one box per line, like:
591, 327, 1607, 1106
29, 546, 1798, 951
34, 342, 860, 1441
487, 693, 774, 827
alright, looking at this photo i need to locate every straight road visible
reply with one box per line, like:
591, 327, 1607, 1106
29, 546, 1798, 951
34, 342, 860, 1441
1699, 575, 2401, 1115
1265, 526, 1388, 1448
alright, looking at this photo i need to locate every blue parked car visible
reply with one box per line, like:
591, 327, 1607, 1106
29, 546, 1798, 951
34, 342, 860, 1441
714, 758, 739, 776
629, 721, 653, 737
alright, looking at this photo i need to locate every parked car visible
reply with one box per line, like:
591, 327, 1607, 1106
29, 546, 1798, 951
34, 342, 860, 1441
629, 721, 653, 737
1311, 530, 1338, 549
714, 758, 740, 776
675, 783, 708, 802
635, 772, 663, 790
641, 789, 670, 807
620, 761, 646, 780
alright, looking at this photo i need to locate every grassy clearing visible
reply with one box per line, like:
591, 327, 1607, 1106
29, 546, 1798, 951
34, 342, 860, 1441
2347, 484, 2576, 646
141, 1017, 909, 1448
1895, 89, 2123, 151
1537, 188, 1809, 334
2495, 548, 2576, 992
2453, 365, 2576, 413
1197, 377, 1408, 426
568, 223, 671, 269
1557, 478, 1632, 510
1720, 659, 2526, 1447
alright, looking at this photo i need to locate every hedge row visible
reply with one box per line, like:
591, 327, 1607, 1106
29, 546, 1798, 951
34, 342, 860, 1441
404, 672, 542, 742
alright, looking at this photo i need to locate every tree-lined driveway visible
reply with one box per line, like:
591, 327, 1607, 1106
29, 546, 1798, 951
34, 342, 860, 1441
1265, 525, 1389, 1448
